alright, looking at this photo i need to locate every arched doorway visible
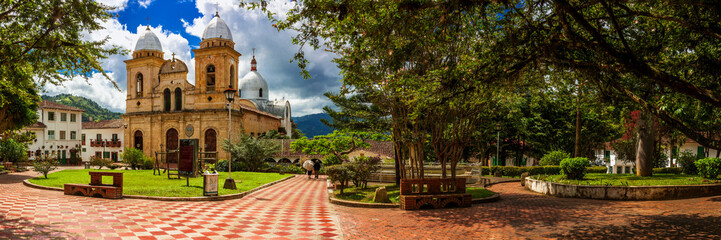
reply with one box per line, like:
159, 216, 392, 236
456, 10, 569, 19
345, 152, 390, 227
204, 129, 217, 159
134, 131, 143, 151
166, 128, 179, 163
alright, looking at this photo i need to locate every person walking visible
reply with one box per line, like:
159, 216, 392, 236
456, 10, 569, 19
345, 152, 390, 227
302, 160, 314, 179
313, 160, 321, 179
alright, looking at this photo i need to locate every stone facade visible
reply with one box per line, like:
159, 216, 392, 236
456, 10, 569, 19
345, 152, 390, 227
123, 15, 284, 161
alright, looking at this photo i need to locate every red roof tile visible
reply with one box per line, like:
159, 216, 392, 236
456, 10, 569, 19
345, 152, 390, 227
82, 119, 124, 129
40, 100, 84, 112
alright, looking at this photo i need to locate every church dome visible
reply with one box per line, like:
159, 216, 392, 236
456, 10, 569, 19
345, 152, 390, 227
134, 27, 162, 51
202, 13, 233, 41
239, 71, 268, 100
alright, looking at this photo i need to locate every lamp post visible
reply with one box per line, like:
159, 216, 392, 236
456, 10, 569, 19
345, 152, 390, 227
223, 87, 237, 190
496, 123, 501, 167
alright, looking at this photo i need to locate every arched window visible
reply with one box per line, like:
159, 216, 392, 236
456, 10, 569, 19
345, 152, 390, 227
136, 73, 143, 97
229, 66, 235, 89
259, 88, 263, 98
174, 88, 182, 111
163, 88, 171, 111
206, 65, 215, 90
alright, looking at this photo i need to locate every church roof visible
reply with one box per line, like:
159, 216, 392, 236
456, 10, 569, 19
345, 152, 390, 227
249, 99, 289, 119
159, 58, 188, 74
202, 13, 233, 41
239, 71, 268, 100
134, 27, 163, 51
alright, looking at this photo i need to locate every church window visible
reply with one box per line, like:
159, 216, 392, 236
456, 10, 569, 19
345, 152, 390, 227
259, 88, 263, 98
174, 88, 182, 111
206, 64, 216, 91
229, 66, 235, 89
136, 73, 143, 97
163, 88, 171, 111
238, 89, 241, 98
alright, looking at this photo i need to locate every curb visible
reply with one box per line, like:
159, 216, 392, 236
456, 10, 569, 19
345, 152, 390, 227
23, 175, 295, 201
471, 193, 501, 204
327, 192, 501, 208
0, 171, 8, 176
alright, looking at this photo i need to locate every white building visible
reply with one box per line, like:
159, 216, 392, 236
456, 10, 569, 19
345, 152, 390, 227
81, 119, 125, 162
596, 139, 720, 174
25, 100, 83, 164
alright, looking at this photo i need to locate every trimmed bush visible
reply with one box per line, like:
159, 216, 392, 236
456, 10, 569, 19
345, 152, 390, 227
695, 158, 721, 179
89, 156, 112, 169
653, 167, 682, 174
586, 166, 608, 174
539, 150, 571, 166
121, 147, 149, 170
678, 150, 698, 175
560, 157, 589, 180
482, 165, 575, 177
215, 159, 245, 172
142, 158, 154, 170
325, 165, 353, 194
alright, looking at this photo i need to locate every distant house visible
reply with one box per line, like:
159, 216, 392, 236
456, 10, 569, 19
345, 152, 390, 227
24, 100, 83, 163
596, 138, 719, 174
81, 119, 124, 162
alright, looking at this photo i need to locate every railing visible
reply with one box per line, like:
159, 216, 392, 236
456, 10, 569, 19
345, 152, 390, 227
90, 140, 122, 148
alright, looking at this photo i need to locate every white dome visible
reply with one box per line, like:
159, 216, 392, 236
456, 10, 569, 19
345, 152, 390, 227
202, 14, 233, 41
134, 27, 162, 51
239, 71, 268, 100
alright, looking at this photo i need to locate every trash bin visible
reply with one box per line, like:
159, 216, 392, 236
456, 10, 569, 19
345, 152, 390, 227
84, 162, 90, 169
203, 171, 219, 196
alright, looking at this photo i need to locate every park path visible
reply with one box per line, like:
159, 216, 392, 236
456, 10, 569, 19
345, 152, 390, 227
334, 181, 721, 239
0, 169, 342, 240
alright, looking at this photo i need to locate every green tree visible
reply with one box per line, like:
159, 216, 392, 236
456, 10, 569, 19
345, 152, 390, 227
223, 133, 280, 172
31, 154, 58, 179
0, 139, 28, 166
290, 131, 388, 166
121, 147, 147, 170
0, 1, 123, 132
540, 151, 572, 166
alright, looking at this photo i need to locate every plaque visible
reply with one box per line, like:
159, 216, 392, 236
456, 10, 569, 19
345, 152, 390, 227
185, 124, 194, 137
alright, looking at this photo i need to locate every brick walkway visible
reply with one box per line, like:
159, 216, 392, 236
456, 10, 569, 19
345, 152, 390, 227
335, 182, 721, 239
0, 170, 341, 240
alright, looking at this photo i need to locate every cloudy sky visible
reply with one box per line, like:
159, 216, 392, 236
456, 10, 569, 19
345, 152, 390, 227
42, 0, 340, 117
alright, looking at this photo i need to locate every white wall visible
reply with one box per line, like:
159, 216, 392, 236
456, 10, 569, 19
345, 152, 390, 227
81, 127, 125, 162
28, 108, 82, 162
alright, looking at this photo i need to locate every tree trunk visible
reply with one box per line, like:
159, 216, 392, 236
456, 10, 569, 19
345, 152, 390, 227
636, 110, 655, 176
575, 81, 582, 157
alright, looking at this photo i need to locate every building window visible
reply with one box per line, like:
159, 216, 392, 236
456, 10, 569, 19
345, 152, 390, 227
48, 130, 55, 140
259, 88, 263, 98
229, 65, 235, 88
48, 112, 55, 121
136, 73, 144, 97
60, 113, 67, 121
70, 131, 76, 140
82, 148, 86, 152
174, 88, 182, 111
70, 114, 76, 122
625, 166, 631, 174
59, 131, 66, 140
103, 152, 110, 159
617, 166, 622, 174
112, 134, 118, 141
96, 134, 102, 141
82, 134, 85, 142
206, 65, 216, 88
95, 152, 101, 158
163, 88, 171, 111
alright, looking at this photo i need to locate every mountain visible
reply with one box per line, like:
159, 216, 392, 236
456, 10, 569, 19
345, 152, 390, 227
293, 113, 332, 138
41, 94, 123, 122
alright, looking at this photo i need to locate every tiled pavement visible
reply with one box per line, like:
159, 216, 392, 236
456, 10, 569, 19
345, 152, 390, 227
0, 169, 341, 240
335, 181, 721, 239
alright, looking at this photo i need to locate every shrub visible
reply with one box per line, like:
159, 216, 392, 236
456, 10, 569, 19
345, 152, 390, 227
695, 158, 721, 179
121, 147, 148, 170
653, 167, 682, 174
278, 164, 304, 174
586, 166, 608, 174
223, 134, 280, 172
32, 155, 58, 179
68, 148, 82, 165
323, 155, 345, 166
346, 156, 382, 188
142, 158, 155, 170
215, 159, 245, 172
89, 156, 112, 169
678, 150, 698, 175
539, 150, 571, 166
482, 166, 563, 177
325, 165, 353, 194
560, 157, 589, 180
0, 139, 27, 166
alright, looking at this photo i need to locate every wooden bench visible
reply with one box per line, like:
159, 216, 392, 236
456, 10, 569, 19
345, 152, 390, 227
64, 172, 123, 199
400, 178, 471, 210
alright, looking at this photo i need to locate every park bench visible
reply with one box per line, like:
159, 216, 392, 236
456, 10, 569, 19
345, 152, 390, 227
64, 172, 123, 199
400, 178, 471, 210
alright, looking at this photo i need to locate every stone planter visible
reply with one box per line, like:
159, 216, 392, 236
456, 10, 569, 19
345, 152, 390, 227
525, 177, 721, 200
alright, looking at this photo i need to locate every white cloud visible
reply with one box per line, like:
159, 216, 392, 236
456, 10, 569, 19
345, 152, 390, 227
138, 0, 154, 8
96, 0, 129, 12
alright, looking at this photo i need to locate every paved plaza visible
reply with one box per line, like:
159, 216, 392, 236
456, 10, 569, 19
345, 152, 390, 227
2, 169, 721, 239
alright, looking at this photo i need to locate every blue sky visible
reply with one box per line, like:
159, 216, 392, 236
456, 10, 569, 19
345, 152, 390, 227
43, 0, 340, 117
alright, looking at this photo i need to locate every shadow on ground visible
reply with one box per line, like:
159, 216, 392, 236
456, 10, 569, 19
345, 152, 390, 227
0, 172, 34, 184
0, 215, 74, 239
545, 214, 721, 239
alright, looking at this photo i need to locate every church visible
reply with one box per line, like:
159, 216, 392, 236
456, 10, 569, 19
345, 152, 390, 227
122, 13, 292, 161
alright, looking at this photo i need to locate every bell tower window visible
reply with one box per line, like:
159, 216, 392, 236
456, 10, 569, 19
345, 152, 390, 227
206, 64, 215, 91
259, 88, 263, 98
229, 66, 235, 89
163, 88, 171, 111
174, 88, 182, 111
136, 73, 143, 97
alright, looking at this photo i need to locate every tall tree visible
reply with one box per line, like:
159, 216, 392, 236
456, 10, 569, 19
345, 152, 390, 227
0, 0, 123, 132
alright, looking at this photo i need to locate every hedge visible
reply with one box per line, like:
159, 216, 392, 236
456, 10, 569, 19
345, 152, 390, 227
652, 167, 682, 174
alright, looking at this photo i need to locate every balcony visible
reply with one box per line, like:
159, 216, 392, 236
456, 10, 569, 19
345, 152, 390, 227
90, 140, 122, 148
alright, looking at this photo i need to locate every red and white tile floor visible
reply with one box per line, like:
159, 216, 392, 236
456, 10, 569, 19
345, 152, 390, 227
0, 170, 341, 240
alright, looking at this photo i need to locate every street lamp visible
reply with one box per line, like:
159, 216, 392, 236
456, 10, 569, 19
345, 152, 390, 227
223, 87, 237, 190
496, 123, 501, 167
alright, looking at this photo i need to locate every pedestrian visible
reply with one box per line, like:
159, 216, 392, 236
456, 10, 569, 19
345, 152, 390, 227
302, 160, 314, 179
313, 160, 321, 179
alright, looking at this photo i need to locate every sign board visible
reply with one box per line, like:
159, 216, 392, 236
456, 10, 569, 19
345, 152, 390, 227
178, 139, 199, 176
203, 171, 219, 196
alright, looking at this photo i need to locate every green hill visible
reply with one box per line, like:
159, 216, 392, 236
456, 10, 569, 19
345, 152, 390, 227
292, 113, 332, 138
41, 94, 122, 122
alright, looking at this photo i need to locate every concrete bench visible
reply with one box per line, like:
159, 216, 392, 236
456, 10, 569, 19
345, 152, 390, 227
63, 172, 123, 199
400, 178, 471, 210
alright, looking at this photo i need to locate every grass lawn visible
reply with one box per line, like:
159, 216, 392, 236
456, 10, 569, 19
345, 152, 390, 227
29, 169, 289, 197
333, 184, 495, 203
537, 173, 721, 186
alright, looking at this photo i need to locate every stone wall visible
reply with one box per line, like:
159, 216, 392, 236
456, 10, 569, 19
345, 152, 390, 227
525, 177, 721, 200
